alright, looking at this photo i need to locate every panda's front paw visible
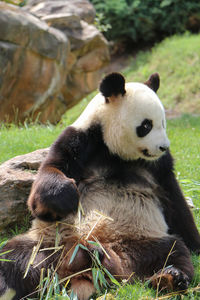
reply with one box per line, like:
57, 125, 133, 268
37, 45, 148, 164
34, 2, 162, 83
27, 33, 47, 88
149, 266, 190, 291
28, 178, 79, 221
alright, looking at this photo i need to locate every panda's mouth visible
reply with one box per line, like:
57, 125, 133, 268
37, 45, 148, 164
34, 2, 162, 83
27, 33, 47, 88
141, 149, 156, 158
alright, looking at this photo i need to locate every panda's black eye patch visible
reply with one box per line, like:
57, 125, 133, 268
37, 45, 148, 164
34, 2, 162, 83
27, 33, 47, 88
136, 119, 153, 138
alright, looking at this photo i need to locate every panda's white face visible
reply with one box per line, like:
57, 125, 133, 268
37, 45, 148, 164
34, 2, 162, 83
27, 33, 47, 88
73, 72, 170, 161
101, 82, 170, 161
122, 83, 169, 160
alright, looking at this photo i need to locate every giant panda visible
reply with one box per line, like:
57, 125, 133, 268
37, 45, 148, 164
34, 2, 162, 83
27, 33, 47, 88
1, 72, 200, 300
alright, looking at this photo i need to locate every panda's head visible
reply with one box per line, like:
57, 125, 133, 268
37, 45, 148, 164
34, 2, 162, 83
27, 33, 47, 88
73, 72, 170, 161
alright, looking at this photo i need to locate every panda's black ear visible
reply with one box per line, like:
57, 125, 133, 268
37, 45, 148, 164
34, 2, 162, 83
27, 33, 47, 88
99, 73, 126, 102
144, 73, 160, 93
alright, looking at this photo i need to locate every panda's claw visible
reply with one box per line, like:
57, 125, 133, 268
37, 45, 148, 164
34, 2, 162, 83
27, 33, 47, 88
149, 266, 190, 291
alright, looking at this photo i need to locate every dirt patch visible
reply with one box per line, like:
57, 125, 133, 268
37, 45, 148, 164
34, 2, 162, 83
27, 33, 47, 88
103, 53, 132, 73
165, 109, 182, 119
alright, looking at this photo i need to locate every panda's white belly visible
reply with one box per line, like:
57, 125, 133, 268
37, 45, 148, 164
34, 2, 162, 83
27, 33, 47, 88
30, 169, 168, 242
77, 175, 168, 239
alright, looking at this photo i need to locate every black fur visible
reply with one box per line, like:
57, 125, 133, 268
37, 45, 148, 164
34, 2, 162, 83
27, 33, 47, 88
0, 271, 6, 297
28, 126, 85, 221
144, 73, 160, 92
123, 235, 194, 281
99, 72, 126, 99
136, 119, 153, 137
28, 123, 200, 253
0, 238, 59, 300
147, 152, 200, 253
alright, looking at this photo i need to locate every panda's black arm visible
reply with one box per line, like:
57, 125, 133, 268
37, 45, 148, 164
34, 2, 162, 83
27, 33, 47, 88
152, 151, 200, 253
28, 126, 96, 221
163, 171, 200, 253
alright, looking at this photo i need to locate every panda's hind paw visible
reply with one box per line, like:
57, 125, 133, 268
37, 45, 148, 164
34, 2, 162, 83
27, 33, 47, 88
149, 266, 190, 291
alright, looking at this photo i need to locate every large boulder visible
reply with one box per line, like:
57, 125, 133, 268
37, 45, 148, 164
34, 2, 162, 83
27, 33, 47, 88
0, 148, 48, 234
0, 1, 109, 124
24, 0, 110, 110
0, 2, 69, 122
0, 2, 69, 124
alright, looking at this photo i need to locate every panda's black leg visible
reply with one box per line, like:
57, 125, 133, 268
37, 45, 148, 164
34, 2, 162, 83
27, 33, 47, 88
0, 236, 58, 300
0, 270, 8, 298
124, 236, 194, 291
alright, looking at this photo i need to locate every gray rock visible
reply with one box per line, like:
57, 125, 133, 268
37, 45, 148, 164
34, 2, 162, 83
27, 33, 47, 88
0, 2, 69, 124
24, 0, 96, 24
0, 148, 48, 234
24, 0, 110, 112
0, 1, 109, 124
0, 3, 68, 59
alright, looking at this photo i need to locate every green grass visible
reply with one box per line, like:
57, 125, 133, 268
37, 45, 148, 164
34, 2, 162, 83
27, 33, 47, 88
0, 123, 61, 164
124, 33, 200, 114
167, 115, 200, 182
0, 33, 200, 299
0, 94, 95, 164
167, 115, 200, 229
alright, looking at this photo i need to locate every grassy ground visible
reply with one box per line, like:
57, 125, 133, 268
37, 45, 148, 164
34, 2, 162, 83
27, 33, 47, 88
124, 33, 200, 114
0, 94, 96, 164
0, 33, 200, 299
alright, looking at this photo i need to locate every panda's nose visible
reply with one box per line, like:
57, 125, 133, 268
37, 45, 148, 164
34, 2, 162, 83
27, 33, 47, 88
159, 145, 168, 152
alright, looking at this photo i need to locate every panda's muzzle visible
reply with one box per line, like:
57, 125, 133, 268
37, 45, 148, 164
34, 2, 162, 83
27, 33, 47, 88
142, 149, 154, 158
141, 147, 168, 158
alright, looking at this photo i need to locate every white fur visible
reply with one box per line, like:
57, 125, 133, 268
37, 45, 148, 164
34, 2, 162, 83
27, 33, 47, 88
77, 166, 168, 239
73, 82, 169, 161
30, 167, 168, 242
0, 289, 16, 300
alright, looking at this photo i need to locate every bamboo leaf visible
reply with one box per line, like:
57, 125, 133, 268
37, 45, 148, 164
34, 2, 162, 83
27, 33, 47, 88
87, 241, 99, 247
69, 244, 80, 265
79, 244, 88, 251
98, 271, 104, 288
99, 271, 108, 288
92, 268, 101, 293
93, 250, 101, 266
0, 258, 13, 262
103, 268, 121, 287
0, 249, 13, 256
